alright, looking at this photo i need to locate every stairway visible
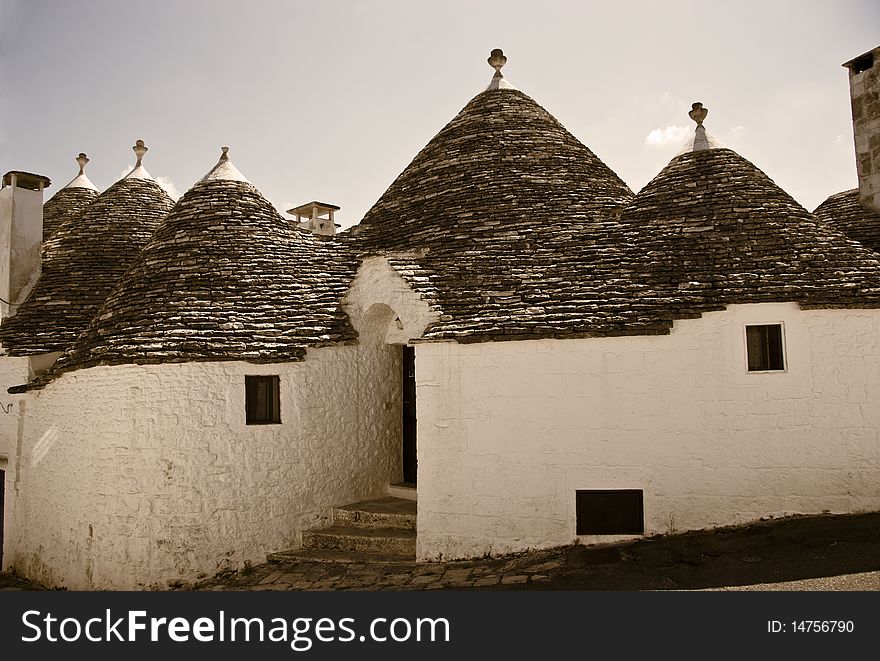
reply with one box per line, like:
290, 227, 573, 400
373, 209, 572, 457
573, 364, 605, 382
268, 496, 417, 564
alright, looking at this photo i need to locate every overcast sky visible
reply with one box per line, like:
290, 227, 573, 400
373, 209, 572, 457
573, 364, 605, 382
1, 0, 877, 227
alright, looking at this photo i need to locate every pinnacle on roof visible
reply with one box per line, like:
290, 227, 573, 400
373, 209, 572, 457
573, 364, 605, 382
485, 48, 517, 91
124, 139, 153, 180
62, 153, 99, 191
200, 146, 251, 183
675, 102, 725, 154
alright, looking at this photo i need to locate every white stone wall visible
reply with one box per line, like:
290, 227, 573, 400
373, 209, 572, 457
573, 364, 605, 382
11, 344, 401, 589
0, 184, 44, 318
344, 256, 439, 346
415, 303, 880, 561
0, 355, 29, 570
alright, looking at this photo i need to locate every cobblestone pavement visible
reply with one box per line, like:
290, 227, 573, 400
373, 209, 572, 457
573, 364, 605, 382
190, 548, 565, 592
2, 512, 878, 592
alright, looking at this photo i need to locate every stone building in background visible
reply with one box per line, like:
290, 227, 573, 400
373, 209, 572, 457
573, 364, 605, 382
814, 45, 880, 252
0, 47, 878, 589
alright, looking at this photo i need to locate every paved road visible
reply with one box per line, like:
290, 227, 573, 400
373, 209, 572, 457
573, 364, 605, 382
706, 571, 880, 591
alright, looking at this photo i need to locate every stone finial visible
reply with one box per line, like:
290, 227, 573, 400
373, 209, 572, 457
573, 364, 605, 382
133, 139, 148, 167
488, 48, 507, 78
689, 102, 708, 127
200, 145, 251, 183
75, 153, 90, 175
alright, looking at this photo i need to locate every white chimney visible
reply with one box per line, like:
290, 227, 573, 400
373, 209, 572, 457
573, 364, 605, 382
287, 201, 341, 237
0, 171, 51, 320
844, 46, 880, 213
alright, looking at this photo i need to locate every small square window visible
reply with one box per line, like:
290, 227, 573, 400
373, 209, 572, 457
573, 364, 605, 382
245, 375, 281, 425
576, 490, 644, 535
745, 324, 785, 372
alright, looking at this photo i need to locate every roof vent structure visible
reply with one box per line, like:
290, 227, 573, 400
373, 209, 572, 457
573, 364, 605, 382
288, 201, 341, 236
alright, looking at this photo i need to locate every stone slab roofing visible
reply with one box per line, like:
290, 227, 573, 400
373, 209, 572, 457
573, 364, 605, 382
362, 143, 880, 342
43, 153, 100, 241
0, 177, 174, 355
351, 69, 640, 341
50, 158, 358, 374
814, 189, 880, 254
615, 149, 880, 315
42, 187, 98, 241
356, 87, 633, 251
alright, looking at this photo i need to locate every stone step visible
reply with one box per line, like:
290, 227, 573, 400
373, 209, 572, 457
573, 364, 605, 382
387, 483, 417, 501
267, 548, 415, 565
333, 496, 416, 531
302, 525, 416, 556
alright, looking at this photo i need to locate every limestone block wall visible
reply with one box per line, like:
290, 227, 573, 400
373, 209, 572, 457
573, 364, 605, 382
848, 46, 880, 213
11, 344, 401, 589
415, 303, 880, 561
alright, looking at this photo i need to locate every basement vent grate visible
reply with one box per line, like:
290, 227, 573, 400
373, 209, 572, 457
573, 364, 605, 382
576, 489, 644, 535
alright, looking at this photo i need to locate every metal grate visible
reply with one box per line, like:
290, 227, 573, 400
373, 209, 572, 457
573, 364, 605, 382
576, 489, 644, 535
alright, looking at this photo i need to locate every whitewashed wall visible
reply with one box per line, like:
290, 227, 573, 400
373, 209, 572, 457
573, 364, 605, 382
0, 355, 30, 570
415, 303, 880, 561
11, 344, 401, 589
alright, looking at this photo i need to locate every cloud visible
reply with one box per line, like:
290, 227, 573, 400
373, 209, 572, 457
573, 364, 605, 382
644, 125, 690, 147
155, 176, 180, 201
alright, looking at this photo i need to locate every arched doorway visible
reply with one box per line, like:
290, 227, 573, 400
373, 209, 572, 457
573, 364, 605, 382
360, 303, 416, 487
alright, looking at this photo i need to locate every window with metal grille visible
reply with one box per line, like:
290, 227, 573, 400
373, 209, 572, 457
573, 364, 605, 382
576, 489, 644, 535
745, 324, 785, 372
245, 375, 281, 424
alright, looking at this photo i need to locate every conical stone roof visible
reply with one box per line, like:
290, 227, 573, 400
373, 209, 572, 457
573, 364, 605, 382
0, 143, 174, 355
357, 81, 632, 250
50, 148, 357, 373
814, 189, 880, 254
41, 153, 100, 240
616, 142, 880, 315
352, 50, 638, 341
385, 96, 880, 341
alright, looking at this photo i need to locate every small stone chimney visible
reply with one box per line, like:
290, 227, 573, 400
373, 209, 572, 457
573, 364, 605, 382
844, 46, 880, 213
288, 201, 341, 236
0, 171, 51, 320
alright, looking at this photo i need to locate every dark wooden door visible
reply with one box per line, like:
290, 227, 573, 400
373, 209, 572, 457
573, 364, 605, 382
402, 346, 417, 484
